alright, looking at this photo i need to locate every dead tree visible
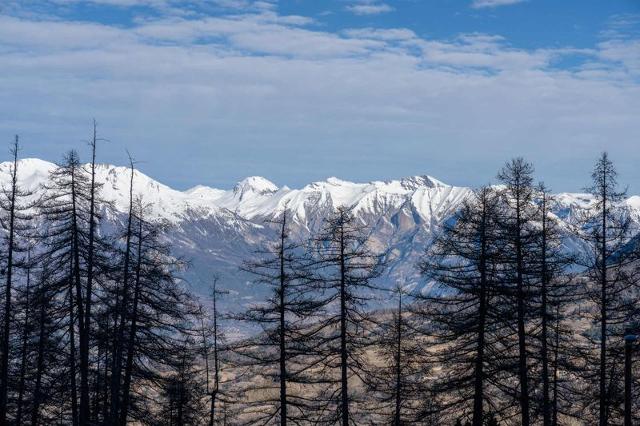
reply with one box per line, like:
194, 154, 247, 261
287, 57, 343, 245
310, 206, 382, 425
415, 187, 506, 425
233, 211, 320, 425
0, 137, 33, 424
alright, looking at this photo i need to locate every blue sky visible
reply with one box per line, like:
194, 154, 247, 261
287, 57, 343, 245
1, 0, 639, 192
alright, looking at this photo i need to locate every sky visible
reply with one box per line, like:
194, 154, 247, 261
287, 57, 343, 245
0, 0, 639, 192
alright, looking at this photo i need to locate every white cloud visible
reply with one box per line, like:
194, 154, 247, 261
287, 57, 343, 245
0, 9, 639, 190
416, 33, 554, 71
343, 27, 416, 41
47, 0, 276, 11
596, 39, 640, 75
471, 0, 525, 9
346, 2, 393, 16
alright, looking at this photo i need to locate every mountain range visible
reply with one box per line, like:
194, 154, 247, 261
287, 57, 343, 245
3, 158, 640, 310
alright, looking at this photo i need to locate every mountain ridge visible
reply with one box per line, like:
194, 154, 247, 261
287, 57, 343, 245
2, 158, 639, 308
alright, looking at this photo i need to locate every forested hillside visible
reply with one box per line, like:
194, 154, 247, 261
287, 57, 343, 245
0, 130, 638, 425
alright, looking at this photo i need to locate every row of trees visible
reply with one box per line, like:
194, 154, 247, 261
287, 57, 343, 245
0, 126, 637, 425
0, 126, 204, 425
215, 155, 639, 425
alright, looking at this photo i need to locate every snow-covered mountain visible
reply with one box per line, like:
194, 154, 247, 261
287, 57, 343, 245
2, 159, 639, 308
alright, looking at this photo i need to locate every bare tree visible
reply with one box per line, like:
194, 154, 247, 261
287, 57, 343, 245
109, 154, 136, 423
575, 152, 640, 425
495, 158, 539, 426
233, 211, 321, 425
0, 137, 33, 425
310, 206, 382, 425
368, 284, 430, 424
200, 275, 228, 426
80, 120, 106, 425
415, 187, 506, 425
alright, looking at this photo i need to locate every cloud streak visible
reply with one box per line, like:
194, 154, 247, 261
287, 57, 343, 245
0, 5, 638, 192
471, 0, 526, 9
346, 2, 394, 16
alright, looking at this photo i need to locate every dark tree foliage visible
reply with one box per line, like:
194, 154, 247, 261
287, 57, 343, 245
199, 276, 230, 426
232, 211, 321, 425
156, 338, 208, 426
493, 158, 541, 426
0, 137, 34, 425
0, 132, 201, 425
415, 187, 509, 425
109, 156, 138, 424
527, 184, 578, 426
36, 150, 97, 425
2, 129, 640, 426
80, 120, 105, 425
308, 206, 382, 425
112, 198, 197, 425
573, 152, 640, 425
366, 286, 432, 425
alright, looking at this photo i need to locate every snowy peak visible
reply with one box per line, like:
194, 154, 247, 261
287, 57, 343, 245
2, 158, 640, 300
0, 158, 55, 192
233, 176, 279, 200
400, 175, 446, 190
185, 185, 226, 200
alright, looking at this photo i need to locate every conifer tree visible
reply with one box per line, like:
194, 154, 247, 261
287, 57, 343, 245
529, 184, 576, 426
416, 187, 506, 425
368, 285, 430, 425
36, 150, 98, 424
576, 153, 640, 425
109, 155, 137, 423
80, 120, 106, 425
495, 158, 539, 426
310, 206, 381, 425
199, 276, 229, 426
111, 197, 195, 425
0, 137, 33, 424
158, 338, 207, 426
233, 211, 320, 425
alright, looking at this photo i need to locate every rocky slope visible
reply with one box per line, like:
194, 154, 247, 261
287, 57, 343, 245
2, 158, 638, 310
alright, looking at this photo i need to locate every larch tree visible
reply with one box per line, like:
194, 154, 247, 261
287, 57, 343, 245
495, 158, 540, 426
415, 187, 506, 425
576, 153, 640, 425
37, 150, 96, 425
310, 206, 382, 426
0, 137, 33, 425
368, 285, 431, 425
529, 183, 576, 426
199, 276, 229, 426
233, 211, 321, 425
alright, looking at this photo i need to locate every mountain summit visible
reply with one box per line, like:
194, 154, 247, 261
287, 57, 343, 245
3, 158, 639, 307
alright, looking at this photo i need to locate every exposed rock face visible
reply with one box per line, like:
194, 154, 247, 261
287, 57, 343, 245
3, 159, 639, 311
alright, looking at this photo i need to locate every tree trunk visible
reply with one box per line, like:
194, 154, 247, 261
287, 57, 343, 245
472, 200, 489, 426
31, 281, 47, 426
15, 250, 31, 425
80, 121, 98, 425
119, 215, 144, 426
339, 217, 349, 426
0, 138, 19, 425
279, 216, 287, 426
541, 194, 551, 426
515, 195, 530, 426
552, 307, 560, 426
69, 285, 79, 426
109, 160, 135, 423
599, 181, 608, 426
393, 293, 403, 426
70, 158, 87, 426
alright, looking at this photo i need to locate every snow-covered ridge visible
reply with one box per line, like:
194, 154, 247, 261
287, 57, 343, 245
3, 158, 640, 299
4, 159, 640, 229
1, 159, 473, 224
